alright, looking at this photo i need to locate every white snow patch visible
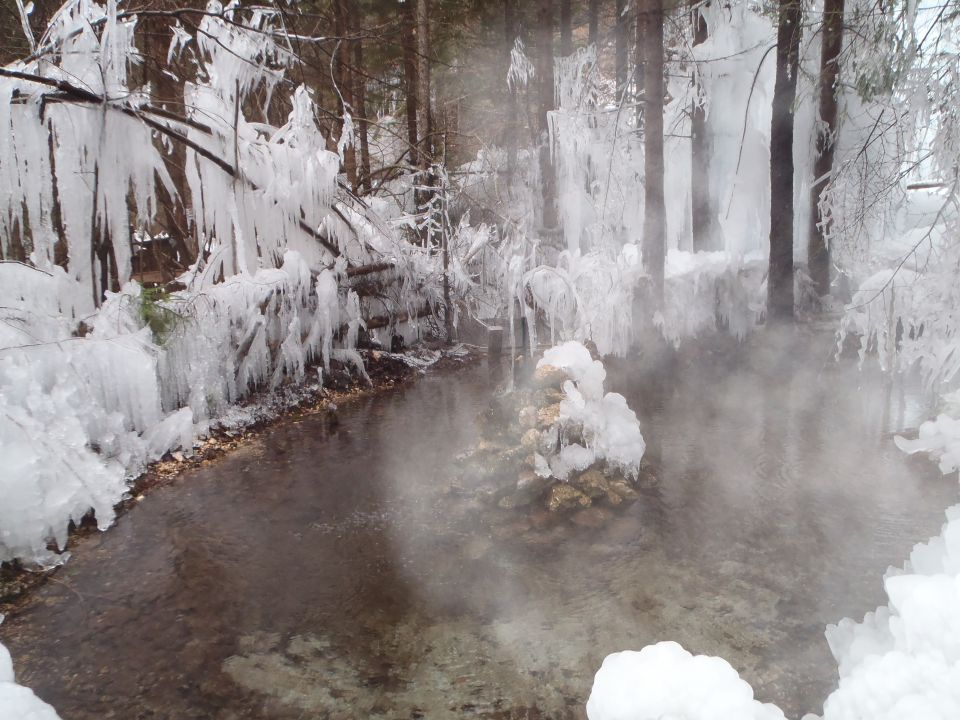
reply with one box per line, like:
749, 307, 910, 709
586, 642, 786, 720
0, 642, 62, 720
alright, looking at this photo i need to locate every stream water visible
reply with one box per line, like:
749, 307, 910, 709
2, 326, 958, 720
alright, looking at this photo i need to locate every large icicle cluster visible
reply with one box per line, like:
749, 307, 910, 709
0, 250, 368, 565
0, 0, 449, 565
0, 640, 60, 720
0, 0, 172, 304
586, 642, 786, 720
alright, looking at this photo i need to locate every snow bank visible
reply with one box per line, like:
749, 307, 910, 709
537, 342, 645, 480
893, 393, 960, 474
586, 642, 786, 720
0, 641, 61, 720
0, 252, 364, 565
806, 504, 960, 720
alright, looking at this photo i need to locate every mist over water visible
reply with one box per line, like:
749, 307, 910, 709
2, 326, 956, 719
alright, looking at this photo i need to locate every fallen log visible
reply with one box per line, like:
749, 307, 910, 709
364, 305, 435, 330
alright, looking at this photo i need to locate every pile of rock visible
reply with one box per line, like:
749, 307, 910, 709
457, 342, 645, 520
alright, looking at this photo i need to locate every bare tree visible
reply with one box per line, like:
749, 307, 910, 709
808, 0, 844, 295
538, 0, 558, 230
690, 0, 712, 252
768, 0, 803, 320
589, 0, 600, 46
615, 0, 628, 101
560, 0, 573, 56
640, 0, 665, 300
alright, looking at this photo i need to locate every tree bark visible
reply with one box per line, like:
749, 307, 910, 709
690, 0, 711, 251
640, 0, 665, 300
808, 0, 844, 295
768, 0, 803, 320
589, 0, 600, 46
560, 0, 573, 56
504, 0, 519, 180
353, 38, 372, 194
401, 0, 419, 168
634, 0, 644, 128
537, 0, 558, 230
415, 0, 432, 167
333, 0, 357, 188
615, 0, 628, 101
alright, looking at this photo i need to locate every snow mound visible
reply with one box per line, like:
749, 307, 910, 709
586, 642, 786, 720
807, 504, 960, 720
893, 393, 960, 474
0, 642, 62, 720
537, 342, 645, 480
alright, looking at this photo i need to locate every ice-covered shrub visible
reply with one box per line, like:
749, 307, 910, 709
586, 642, 786, 720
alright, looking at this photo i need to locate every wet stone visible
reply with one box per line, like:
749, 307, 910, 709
532, 364, 568, 389
547, 484, 592, 513
537, 403, 561, 429
571, 469, 611, 499
515, 471, 553, 503
608, 479, 639, 501
518, 406, 538, 429
521, 429, 541, 451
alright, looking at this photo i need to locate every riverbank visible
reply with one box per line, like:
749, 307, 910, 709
0, 344, 483, 617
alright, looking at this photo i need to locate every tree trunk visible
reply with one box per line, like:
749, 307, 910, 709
808, 0, 844, 295
768, 0, 803, 320
333, 0, 357, 188
641, 0, 665, 300
353, 38, 372, 194
589, 0, 600, 46
560, 0, 573, 56
504, 0, 519, 180
634, 0, 644, 128
690, 0, 711, 251
402, 1, 419, 168
416, 0, 432, 167
538, 0, 558, 230
615, 0, 628, 101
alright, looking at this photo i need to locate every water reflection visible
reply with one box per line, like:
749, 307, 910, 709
1, 327, 956, 720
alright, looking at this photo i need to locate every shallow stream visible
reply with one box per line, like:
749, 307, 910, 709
2, 326, 957, 719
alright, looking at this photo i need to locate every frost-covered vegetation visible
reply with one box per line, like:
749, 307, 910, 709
4, 0, 960, 716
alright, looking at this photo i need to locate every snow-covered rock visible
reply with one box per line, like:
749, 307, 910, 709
586, 642, 786, 720
538, 341, 646, 481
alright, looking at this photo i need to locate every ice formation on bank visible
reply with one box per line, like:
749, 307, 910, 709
536, 341, 645, 480
799, 395, 960, 720
0, 642, 61, 720
805, 503, 960, 720
586, 642, 786, 720
0, 252, 375, 565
